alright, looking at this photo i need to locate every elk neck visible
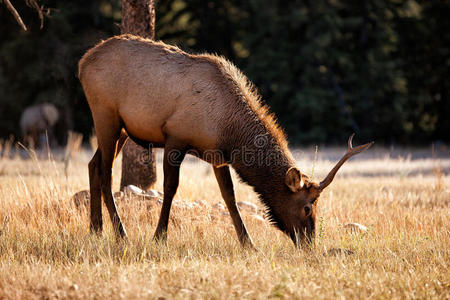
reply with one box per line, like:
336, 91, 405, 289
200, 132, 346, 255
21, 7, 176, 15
218, 111, 296, 228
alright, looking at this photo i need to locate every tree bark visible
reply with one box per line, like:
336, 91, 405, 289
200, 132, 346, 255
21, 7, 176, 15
120, 0, 157, 191
121, 0, 155, 38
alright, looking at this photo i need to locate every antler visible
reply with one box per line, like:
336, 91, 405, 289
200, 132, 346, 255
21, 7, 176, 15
318, 134, 373, 191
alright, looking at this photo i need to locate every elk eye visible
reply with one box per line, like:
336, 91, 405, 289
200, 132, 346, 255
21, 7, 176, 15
304, 205, 311, 217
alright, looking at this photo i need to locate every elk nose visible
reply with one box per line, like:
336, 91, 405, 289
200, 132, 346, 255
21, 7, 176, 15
304, 204, 312, 217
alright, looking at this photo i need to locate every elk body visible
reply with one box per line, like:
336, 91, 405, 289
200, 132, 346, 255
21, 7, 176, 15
78, 35, 372, 247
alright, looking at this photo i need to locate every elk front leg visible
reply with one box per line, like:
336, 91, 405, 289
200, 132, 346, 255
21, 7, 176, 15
153, 140, 186, 243
213, 165, 254, 248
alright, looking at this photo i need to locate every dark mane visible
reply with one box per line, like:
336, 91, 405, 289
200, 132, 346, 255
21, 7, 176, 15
233, 167, 288, 233
201, 54, 290, 153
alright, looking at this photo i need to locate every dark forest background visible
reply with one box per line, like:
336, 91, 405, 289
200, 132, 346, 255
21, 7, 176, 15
0, 0, 449, 145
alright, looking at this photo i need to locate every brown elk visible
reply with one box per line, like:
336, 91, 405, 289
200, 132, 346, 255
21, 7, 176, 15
78, 35, 372, 247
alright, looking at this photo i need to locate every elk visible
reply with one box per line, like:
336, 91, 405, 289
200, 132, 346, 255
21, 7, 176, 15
20, 103, 59, 148
78, 35, 373, 247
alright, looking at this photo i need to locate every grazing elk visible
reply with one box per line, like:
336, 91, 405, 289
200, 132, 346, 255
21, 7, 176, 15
78, 35, 372, 247
20, 103, 59, 148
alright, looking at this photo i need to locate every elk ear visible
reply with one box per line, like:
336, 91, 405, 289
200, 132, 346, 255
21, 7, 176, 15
285, 167, 304, 193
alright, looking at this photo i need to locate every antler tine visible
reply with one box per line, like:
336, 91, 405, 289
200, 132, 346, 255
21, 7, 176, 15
348, 133, 354, 150
319, 134, 373, 191
346, 133, 373, 157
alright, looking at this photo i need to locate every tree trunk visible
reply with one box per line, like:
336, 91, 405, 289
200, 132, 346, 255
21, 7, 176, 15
121, 0, 155, 38
120, 0, 157, 191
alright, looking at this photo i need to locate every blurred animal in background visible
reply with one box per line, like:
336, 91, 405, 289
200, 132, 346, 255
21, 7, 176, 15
20, 103, 59, 148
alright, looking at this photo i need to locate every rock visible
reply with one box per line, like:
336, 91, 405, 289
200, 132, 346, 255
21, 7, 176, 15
190, 201, 201, 208
344, 223, 368, 233
72, 190, 125, 209
172, 200, 196, 209
145, 189, 160, 198
212, 203, 225, 211
72, 190, 90, 208
194, 199, 208, 207
326, 248, 355, 256
124, 185, 163, 201
125, 184, 145, 195
72, 187, 162, 209
237, 201, 258, 213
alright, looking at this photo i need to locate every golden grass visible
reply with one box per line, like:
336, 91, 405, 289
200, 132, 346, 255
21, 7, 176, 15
0, 147, 448, 299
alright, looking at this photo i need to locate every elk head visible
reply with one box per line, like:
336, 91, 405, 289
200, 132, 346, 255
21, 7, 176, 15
278, 134, 373, 246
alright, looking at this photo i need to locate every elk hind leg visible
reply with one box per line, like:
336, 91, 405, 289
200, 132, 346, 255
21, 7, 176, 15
94, 112, 127, 239
88, 149, 102, 233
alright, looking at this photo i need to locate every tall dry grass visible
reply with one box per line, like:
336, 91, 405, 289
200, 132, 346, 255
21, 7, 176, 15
0, 145, 448, 299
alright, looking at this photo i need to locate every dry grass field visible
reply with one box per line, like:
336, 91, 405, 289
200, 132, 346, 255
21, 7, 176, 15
0, 141, 449, 299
